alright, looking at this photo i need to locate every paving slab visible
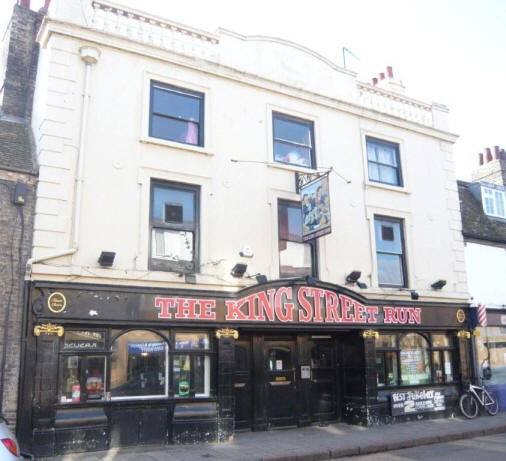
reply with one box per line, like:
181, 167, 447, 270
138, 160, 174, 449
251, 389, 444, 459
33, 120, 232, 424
39, 412, 506, 461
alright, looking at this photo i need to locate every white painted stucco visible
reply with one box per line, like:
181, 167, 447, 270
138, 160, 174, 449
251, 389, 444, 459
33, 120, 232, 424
28, 0, 467, 304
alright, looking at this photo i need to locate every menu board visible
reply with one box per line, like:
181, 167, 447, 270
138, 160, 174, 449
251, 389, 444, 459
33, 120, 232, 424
391, 389, 445, 416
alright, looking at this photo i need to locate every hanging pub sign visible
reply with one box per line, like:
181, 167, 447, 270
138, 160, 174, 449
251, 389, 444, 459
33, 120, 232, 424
301, 174, 331, 241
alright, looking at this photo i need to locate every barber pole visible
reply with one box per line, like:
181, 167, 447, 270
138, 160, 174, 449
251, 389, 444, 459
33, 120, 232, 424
477, 304, 487, 327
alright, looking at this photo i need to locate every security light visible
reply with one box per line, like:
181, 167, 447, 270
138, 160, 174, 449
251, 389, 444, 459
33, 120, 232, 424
346, 271, 361, 284
98, 251, 115, 267
356, 281, 368, 289
304, 275, 317, 285
410, 291, 419, 300
431, 279, 447, 290
231, 263, 247, 278
255, 274, 268, 284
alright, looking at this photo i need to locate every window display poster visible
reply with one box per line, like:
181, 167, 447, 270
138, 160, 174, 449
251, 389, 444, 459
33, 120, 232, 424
391, 389, 445, 416
400, 349, 429, 384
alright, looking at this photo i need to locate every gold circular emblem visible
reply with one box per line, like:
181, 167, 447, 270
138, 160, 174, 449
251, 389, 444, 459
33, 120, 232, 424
48, 292, 67, 313
456, 309, 466, 323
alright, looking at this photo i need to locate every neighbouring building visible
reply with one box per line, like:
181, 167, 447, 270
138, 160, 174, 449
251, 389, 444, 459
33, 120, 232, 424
17, 0, 474, 456
0, 1, 44, 427
458, 146, 506, 410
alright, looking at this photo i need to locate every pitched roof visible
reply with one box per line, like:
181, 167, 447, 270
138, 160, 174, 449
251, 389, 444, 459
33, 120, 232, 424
0, 118, 36, 174
458, 180, 506, 244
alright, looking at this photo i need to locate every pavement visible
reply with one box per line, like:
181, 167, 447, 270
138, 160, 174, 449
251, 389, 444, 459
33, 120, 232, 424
40, 411, 506, 461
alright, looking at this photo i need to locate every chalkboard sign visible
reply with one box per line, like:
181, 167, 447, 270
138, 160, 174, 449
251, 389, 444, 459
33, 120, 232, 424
391, 389, 445, 416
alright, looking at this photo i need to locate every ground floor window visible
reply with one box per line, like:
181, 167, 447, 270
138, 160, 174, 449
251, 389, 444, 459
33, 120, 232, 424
477, 326, 506, 385
376, 332, 455, 388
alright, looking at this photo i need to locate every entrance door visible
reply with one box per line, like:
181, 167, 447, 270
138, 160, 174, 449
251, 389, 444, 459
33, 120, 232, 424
265, 340, 297, 427
309, 338, 338, 422
234, 339, 252, 429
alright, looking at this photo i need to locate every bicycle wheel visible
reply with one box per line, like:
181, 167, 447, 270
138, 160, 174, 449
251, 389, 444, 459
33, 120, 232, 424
459, 392, 479, 418
484, 391, 499, 416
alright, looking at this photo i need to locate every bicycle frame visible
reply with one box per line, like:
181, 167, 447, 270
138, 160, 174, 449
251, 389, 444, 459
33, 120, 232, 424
467, 383, 493, 406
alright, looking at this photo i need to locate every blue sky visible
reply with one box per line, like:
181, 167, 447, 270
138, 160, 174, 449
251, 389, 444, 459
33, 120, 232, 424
2, 0, 505, 180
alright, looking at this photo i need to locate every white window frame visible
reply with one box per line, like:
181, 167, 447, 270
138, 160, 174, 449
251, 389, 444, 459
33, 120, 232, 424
482, 186, 506, 218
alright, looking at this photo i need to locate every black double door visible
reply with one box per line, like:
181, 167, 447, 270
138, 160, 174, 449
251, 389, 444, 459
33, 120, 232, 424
234, 335, 339, 430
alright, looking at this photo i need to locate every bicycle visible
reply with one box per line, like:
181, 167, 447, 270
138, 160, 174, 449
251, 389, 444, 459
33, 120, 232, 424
459, 381, 499, 418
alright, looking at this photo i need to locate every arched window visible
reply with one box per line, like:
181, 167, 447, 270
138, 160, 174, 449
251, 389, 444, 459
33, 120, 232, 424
110, 330, 168, 399
400, 333, 431, 385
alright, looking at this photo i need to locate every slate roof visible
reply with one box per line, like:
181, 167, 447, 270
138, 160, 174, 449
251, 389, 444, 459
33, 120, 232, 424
458, 180, 506, 244
0, 118, 36, 174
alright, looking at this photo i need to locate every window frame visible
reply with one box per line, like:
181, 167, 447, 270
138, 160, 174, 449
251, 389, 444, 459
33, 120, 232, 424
272, 112, 316, 169
366, 136, 403, 187
374, 215, 407, 288
170, 330, 215, 398
277, 199, 317, 279
481, 186, 506, 218
149, 81, 204, 147
149, 179, 200, 274
375, 332, 456, 390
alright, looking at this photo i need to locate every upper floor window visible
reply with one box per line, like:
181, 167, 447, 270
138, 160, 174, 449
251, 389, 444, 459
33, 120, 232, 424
150, 181, 200, 274
273, 113, 315, 168
366, 137, 402, 187
374, 216, 406, 287
482, 186, 506, 218
278, 200, 316, 278
149, 82, 204, 146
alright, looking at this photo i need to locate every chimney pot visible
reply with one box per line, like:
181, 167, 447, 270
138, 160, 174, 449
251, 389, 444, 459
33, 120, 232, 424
478, 153, 484, 166
379, 72, 385, 80
494, 146, 500, 159
372, 77, 378, 85
18, 0, 30, 8
485, 147, 493, 162
387, 66, 394, 78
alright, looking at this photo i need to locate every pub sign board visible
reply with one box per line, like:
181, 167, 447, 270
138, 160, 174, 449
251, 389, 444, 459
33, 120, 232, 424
301, 174, 331, 242
391, 389, 446, 416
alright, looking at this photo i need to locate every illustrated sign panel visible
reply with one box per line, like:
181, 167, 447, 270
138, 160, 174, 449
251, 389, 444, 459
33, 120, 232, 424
301, 175, 331, 241
391, 389, 446, 416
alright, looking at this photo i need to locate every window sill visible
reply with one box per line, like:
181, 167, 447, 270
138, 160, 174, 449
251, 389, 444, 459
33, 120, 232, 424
140, 136, 214, 156
267, 162, 318, 174
365, 180, 411, 194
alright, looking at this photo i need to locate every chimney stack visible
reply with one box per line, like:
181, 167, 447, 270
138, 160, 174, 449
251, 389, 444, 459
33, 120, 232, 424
485, 147, 493, 162
18, 0, 30, 8
478, 153, 484, 166
386, 66, 394, 78
472, 145, 506, 186
372, 77, 378, 86
379, 72, 385, 80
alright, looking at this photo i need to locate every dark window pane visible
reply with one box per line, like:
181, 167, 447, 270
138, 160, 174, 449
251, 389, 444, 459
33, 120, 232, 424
432, 334, 451, 348
152, 86, 201, 121
235, 346, 248, 372
268, 346, 292, 371
150, 115, 199, 145
274, 141, 311, 167
153, 186, 195, 225
377, 253, 404, 286
376, 334, 396, 348
376, 353, 386, 387
59, 355, 83, 403
311, 344, 332, 368
110, 330, 168, 398
194, 356, 210, 396
375, 219, 402, 253
274, 117, 312, 146
175, 332, 210, 350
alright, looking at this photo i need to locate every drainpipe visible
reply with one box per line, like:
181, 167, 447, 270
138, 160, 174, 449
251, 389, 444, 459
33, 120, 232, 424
26, 46, 101, 272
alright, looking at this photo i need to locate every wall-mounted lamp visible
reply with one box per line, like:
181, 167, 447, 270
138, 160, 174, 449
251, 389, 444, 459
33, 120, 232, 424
431, 279, 447, 290
410, 291, 419, 300
304, 275, 317, 285
345, 271, 361, 283
231, 263, 247, 278
356, 281, 368, 289
255, 274, 268, 284
98, 251, 115, 267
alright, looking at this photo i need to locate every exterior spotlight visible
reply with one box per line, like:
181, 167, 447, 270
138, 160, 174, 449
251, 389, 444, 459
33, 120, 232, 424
431, 279, 447, 290
231, 263, 247, 278
410, 291, 419, 300
356, 281, 368, 289
255, 274, 268, 284
304, 275, 317, 285
98, 251, 115, 267
346, 271, 361, 284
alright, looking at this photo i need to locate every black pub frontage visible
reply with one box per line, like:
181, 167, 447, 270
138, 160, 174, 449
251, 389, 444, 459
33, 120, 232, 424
18, 279, 473, 457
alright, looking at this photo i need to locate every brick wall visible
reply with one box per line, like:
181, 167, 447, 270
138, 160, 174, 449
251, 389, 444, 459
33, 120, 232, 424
0, 173, 36, 426
2, 5, 44, 121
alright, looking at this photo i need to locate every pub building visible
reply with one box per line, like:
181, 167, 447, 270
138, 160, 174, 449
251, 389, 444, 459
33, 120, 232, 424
18, 279, 473, 457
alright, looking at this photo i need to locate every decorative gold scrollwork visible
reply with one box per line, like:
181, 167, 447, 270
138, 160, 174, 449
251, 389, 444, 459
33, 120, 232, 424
34, 323, 64, 337
361, 329, 379, 339
215, 328, 239, 340
456, 330, 471, 339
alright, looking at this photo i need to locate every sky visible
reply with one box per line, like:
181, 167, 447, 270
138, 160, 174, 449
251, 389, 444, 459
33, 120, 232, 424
1, 0, 505, 180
